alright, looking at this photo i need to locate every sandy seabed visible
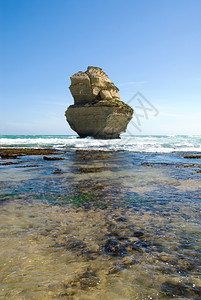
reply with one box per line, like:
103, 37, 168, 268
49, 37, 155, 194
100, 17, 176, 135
0, 148, 201, 299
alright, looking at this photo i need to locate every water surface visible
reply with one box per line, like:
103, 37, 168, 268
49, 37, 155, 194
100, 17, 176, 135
0, 143, 201, 299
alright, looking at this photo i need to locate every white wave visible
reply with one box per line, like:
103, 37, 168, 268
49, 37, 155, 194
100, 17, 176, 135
0, 135, 201, 153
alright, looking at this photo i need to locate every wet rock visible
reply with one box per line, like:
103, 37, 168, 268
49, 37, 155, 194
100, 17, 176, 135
78, 271, 100, 289
52, 240, 86, 251
132, 230, 144, 237
177, 258, 199, 272
16, 164, 41, 168
104, 237, 142, 257
0, 147, 64, 156
90, 243, 100, 252
161, 281, 201, 298
116, 217, 128, 222
122, 256, 134, 265
0, 161, 20, 165
53, 168, 64, 174
104, 238, 127, 257
75, 149, 114, 155
91, 183, 104, 190
109, 223, 144, 238
43, 156, 65, 161
76, 167, 105, 173
182, 164, 197, 168
141, 162, 170, 166
106, 266, 122, 275
161, 281, 189, 297
184, 155, 201, 159
63, 270, 100, 291
80, 247, 101, 259
62, 288, 75, 296
127, 236, 140, 243
0, 154, 19, 159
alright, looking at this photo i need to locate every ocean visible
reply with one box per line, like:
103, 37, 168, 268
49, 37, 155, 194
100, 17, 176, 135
0, 135, 201, 299
0, 134, 201, 152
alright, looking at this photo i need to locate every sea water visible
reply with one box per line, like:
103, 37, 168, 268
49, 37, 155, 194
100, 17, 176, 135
0, 135, 201, 299
0, 134, 201, 152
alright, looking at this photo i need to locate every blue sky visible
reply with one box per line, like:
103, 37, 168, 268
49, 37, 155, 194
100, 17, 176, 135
1, 0, 201, 135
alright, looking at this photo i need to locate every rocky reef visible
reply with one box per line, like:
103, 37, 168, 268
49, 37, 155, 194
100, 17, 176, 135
65, 66, 133, 139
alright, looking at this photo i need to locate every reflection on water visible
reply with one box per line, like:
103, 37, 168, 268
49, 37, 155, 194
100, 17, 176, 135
0, 150, 201, 299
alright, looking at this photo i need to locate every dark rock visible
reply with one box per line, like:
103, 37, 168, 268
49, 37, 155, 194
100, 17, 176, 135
132, 230, 144, 237
0, 161, 19, 165
116, 217, 128, 222
104, 237, 142, 257
104, 238, 127, 257
43, 156, 65, 161
0, 154, 19, 159
0, 148, 65, 157
161, 281, 201, 298
53, 168, 64, 174
16, 164, 41, 168
76, 167, 105, 173
64, 270, 100, 290
52, 240, 86, 251
184, 155, 201, 159
78, 271, 100, 289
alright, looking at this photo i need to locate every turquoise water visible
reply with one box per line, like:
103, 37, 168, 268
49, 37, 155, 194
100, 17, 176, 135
0, 137, 201, 299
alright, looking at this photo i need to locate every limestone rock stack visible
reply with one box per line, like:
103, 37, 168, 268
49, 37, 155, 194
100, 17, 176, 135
65, 66, 133, 139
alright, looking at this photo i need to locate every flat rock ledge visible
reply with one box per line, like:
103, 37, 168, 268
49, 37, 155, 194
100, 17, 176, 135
65, 66, 133, 139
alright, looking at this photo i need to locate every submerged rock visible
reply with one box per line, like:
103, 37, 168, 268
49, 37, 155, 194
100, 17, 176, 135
65, 66, 133, 139
0, 148, 63, 156
43, 156, 65, 161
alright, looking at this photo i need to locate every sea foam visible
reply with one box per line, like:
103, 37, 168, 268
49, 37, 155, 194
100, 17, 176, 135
0, 135, 201, 153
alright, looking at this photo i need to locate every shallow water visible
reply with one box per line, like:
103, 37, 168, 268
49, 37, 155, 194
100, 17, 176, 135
0, 150, 201, 299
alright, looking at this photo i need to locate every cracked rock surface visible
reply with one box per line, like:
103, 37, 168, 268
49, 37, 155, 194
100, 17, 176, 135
65, 66, 133, 139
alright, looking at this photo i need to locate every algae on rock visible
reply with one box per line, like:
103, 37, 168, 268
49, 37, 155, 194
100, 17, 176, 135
65, 66, 133, 139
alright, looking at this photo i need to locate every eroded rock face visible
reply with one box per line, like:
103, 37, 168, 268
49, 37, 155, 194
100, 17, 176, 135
65, 66, 133, 139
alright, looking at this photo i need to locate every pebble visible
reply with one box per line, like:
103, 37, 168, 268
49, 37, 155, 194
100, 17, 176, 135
122, 256, 133, 265
48, 291, 54, 296
90, 244, 99, 251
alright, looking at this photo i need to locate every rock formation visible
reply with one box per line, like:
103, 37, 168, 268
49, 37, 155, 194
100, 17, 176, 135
65, 66, 133, 139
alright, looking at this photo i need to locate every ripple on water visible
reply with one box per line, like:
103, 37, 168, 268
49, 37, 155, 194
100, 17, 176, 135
0, 198, 200, 300
0, 151, 201, 299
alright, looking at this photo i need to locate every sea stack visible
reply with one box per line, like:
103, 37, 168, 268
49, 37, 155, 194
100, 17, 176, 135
65, 66, 133, 139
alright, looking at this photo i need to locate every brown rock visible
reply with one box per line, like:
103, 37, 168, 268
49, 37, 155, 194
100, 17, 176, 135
43, 156, 65, 161
0, 154, 19, 159
65, 66, 133, 139
53, 168, 64, 174
0, 148, 64, 156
